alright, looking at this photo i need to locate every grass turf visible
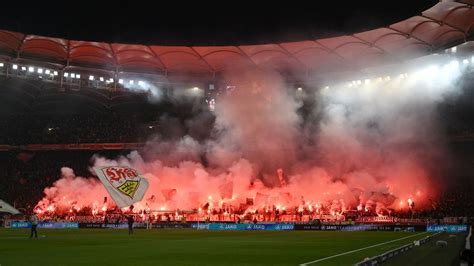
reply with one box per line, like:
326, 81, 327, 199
0, 229, 432, 266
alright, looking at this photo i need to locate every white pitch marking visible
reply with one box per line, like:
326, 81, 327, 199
299, 232, 429, 265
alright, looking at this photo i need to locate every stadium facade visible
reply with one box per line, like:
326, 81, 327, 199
0, 1, 473, 87
1, 0, 474, 223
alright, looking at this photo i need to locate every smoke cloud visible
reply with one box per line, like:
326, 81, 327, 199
35, 58, 466, 215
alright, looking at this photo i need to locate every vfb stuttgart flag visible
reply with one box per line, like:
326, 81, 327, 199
94, 166, 149, 208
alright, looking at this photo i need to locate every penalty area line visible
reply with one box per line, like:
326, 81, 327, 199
299, 231, 429, 265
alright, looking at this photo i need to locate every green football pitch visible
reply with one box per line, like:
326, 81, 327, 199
0, 229, 433, 266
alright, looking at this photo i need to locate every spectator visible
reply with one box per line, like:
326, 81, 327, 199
127, 215, 134, 235
30, 213, 39, 238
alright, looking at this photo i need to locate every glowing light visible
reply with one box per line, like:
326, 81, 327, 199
118, 79, 123, 84
99, 77, 104, 82
21, 66, 27, 71
193, 87, 199, 91
297, 87, 302, 91
31, 61, 442, 221
463, 59, 469, 64
89, 75, 94, 81
45, 69, 50, 75
12, 64, 18, 70
160, 206, 165, 211
71, 73, 76, 78
129, 80, 134, 85
0, 62, 3, 67
138, 81, 144, 86
28, 66, 34, 72
451, 47, 457, 53
53, 71, 58, 76
37, 68, 43, 74
76, 74, 80, 79
64, 72, 69, 77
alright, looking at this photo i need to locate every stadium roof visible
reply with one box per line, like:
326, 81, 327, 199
0, 1, 473, 80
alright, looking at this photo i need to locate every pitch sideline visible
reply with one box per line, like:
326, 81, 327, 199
299, 231, 429, 265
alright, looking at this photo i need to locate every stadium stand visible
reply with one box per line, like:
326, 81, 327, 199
0, 0, 473, 227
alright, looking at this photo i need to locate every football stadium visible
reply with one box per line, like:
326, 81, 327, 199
1, 1, 474, 265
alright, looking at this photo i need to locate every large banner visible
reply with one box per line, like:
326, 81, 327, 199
79, 222, 193, 229
426, 224, 467, 232
79, 222, 146, 229
294, 224, 425, 232
11, 221, 79, 229
192, 223, 424, 231
194, 223, 295, 231
94, 166, 149, 208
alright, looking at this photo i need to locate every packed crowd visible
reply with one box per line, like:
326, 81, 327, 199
0, 151, 473, 224
6, 205, 467, 226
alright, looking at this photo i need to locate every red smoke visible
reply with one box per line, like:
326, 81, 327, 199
36, 66, 461, 217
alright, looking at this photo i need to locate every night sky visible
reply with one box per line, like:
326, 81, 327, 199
0, 0, 438, 45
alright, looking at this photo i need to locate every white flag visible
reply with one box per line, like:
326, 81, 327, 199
94, 166, 149, 208
0, 199, 20, 214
